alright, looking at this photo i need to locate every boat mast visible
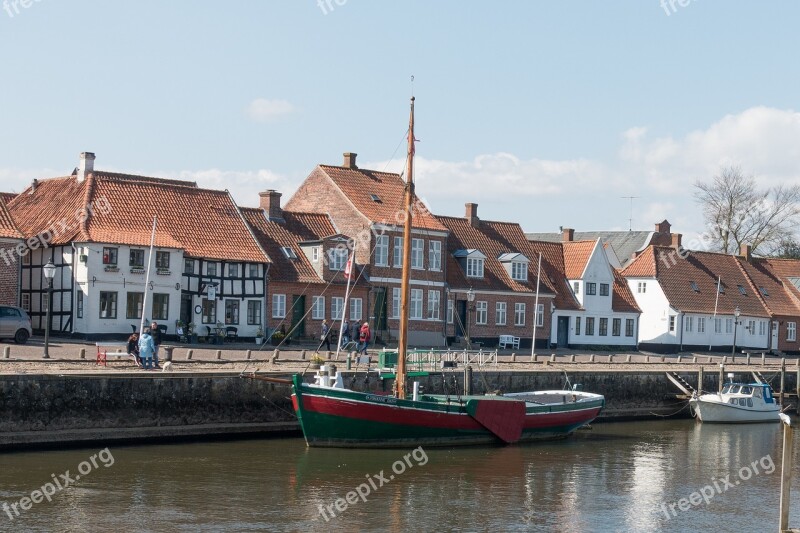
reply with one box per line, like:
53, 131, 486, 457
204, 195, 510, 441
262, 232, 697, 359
396, 96, 415, 400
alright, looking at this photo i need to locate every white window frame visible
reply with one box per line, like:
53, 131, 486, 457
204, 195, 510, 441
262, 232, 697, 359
375, 235, 389, 266
685, 316, 693, 332
411, 238, 424, 269
788, 322, 797, 342
536, 303, 544, 327
698, 317, 705, 333
328, 248, 347, 271
312, 296, 325, 320
637, 281, 646, 294
392, 288, 401, 319
759, 320, 766, 336
331, 297, 344, 320
495, 302, 507, 325
466, 257, 484, 278
714, 318, 722, 333
475, 301, 488, 325
511, 262, 527, 281
429, 241, 442, 271
272, 294, 286, 318
447, 299, 454, 324
410, 289, 423, 320
311, 247, 320, 263
669, 316, 675, 332
725, 318, 733, 334
350, 298, 363, 321
514, 303, 526, 326
427, 290, 440, 320
393, 237, 403, 268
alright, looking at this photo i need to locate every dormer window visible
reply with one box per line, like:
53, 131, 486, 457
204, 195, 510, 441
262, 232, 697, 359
455, 249, 487, 279
511, 262, 527, 281
328, 248, 348, 271
311, 247, 320, 262
498, 252, 529, 282
281, 247, 297, 260
467, 257, 484, 278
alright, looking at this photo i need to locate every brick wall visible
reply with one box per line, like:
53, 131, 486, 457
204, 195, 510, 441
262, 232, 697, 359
0, 241, 20, 306
450, 292, 554, 344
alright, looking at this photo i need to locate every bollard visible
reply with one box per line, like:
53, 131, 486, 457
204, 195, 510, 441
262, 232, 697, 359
550, 354, 556, 363
301, 350, 307, 360
692, 356, 697, 363
646, 355, 651, 363
677, 355, 681, 363
746, 353, 750, 366
186, 349, 193, 360
347, 353, 352, 370
215, 350, 222, 360
661, 356, 665, 363
762, 353, 766, 366
570, 354, 576, 363
246, 350, 252, 360
79, 348, 86, 360
722, 356, 727, 364
327, 351, 333, 360
2, 346, 9, 359
273, 349, 280, 361
510, 353, 516, 362
626, 354, 631, 364
608, 355, 613, 364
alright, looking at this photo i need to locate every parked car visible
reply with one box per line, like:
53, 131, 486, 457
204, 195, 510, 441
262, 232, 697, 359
0, 306, 32, 344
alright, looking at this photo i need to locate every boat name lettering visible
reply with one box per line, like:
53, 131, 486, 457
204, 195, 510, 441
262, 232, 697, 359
365, 395, 397, 404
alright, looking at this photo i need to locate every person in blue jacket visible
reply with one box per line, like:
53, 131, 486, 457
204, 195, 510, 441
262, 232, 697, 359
138, 328, 156, 370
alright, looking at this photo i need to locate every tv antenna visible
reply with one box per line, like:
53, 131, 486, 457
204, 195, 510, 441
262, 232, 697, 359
621, 196, 639, 231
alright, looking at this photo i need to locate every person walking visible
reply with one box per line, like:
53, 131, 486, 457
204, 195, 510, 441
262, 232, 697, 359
127, 332, 141, 367
358, 321, 371, 355
317, 319, 331, 352
138, 328, 156, 370
150, 321, 162, 369
340, 319, 351, 349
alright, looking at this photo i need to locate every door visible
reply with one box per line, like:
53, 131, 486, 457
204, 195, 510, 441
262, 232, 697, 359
180, 294, 192, 328
291, 295, 306, 339
456, 300, 468, 338
557, 316, 569, 347
373, 288, 387, 331
771, 321, 779, 351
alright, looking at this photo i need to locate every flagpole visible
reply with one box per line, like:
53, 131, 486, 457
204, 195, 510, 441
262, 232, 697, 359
336, 245, 355, 359
531, 252, 542, 360
709, 275, 720, 351
139, 216, 157, 335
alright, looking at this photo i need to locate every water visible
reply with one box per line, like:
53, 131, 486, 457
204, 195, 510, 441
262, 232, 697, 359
1, 420, 798, 532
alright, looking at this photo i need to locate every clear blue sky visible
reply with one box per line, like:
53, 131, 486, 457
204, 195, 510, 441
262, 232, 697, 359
2, 1, 799, 245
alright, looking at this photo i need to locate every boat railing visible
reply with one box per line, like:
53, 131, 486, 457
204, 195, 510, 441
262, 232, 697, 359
378, 348, 498, 370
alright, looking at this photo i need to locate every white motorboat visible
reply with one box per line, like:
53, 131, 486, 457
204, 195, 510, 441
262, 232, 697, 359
689, 382, 781, 423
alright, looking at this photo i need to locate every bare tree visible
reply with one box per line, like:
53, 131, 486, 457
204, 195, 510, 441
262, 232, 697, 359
694, 166, 800, 255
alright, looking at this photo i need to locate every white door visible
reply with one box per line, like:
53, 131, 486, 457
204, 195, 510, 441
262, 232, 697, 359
771, 321, 779, 351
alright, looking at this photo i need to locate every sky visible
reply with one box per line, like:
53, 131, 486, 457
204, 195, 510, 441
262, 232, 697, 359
2, 1, 800, 248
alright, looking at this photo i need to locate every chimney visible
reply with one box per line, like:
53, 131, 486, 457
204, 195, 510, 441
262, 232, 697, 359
77, 152, 95, 183
739, 243, 752, 262
343, 152, 358, 169
562, 228, 574, 242
259, 189, 283, 220
655, 219, 671, 234
465, 203, 479, 227
671, 233, 682, 249
30, 178, 38, 193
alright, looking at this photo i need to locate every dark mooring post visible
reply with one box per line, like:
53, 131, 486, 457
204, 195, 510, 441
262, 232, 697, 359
698, 366, 704, 394
718, 364, 725, 393
464, 365, 473, 395
778, 414, 793, 533
780, 358, 786, 408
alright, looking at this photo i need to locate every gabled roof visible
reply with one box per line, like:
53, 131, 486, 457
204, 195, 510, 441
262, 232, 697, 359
611, 269, 641, 313
622, 246, 770, 317
0, 192, 17, 205
8, 171, 269, 263
242, 208, 337, 283
437, 215, 554, 295
527, 240, 581, 310
562, 241, 596, 279
0, 197, 23, 239
746, 258, 800, 316
526, 230, 656, 266
498, 252, 528, 262
317, 165, 447, 231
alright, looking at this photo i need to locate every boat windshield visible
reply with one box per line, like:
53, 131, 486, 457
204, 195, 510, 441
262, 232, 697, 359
753, 387, 763, 399
722, 385, 732, 394
741, 386, 752, 395
729, 385, 741, 394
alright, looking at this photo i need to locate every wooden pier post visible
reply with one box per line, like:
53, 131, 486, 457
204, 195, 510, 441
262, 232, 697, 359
698, 366, 704, 394
718, 364, 724, 393
779, 414, 793, 533
780, 358, 786, 407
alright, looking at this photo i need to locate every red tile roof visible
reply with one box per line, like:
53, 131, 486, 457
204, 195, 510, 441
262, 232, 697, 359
562, 241, 596, 279
747, 258, 800, 315
612, 269, 641, 313
0, 193, 17, 204
527, 240, 581, 310
0, 197, 23, 239
319, 165, 447, 231
437, 215, 554, 295
242, 208, 336, 283
8, 172, 268, 263
620, 246, 657, 277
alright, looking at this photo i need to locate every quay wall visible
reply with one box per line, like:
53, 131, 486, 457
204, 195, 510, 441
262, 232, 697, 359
0, 368, 795, 449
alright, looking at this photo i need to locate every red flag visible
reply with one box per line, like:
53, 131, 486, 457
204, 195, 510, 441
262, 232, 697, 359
344, 254, 354, 280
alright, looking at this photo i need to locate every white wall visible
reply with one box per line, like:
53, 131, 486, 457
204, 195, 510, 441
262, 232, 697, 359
626, 277, 677, 345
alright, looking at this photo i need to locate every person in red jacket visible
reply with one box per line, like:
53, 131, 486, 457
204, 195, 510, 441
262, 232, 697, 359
358, 321, 371, 355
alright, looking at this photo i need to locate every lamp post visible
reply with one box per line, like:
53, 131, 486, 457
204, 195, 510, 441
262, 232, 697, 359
731, 306, 741, 357
466, 288, 475, 347
42, 260, 56, 359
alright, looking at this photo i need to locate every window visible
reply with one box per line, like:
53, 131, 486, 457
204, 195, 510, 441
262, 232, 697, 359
427, 291, 440, 320
410, 289, 423, 319
599, 283, 609, 296
184, 259, 194, 274
496, 302, 507, 325
725, 318, 733, 334
585, 317, 595, 335
514, 303, 526, 326
447, 299, 454, 324
669, 316, 676, 332
328, 248, 347, 271
714, 318, 722, 333
625, 318, 634, 337
476, 301, 488, 324
350, 298, 363, 321
272, 294, 286, 318
312, 296, 325, 320
249, 264, 259, 278
126, 292, 143, 319
207, 262, 218, 276
332, 297, 344, 320
411, 239, 424, 269
76, 291, 82, 318
201, 298, 216, 323
392, 288, 400, 319
393, 237, 403, 268
599, 318, 608, 336
156, 251, 170, 269
511, 262, 527, 282
759, 287, 769, 297
573, 282, 580, 295
690, 281, 699, 292
612, 318, 621, 336
637, 282, 646, 294
227, 263, 239, 277
20, 293, 30, 312
312, 247, 320, 263
153, 293, 169, 320
788, 322, 797, 342
536, 304, 544, 327
225, 300, 239, 324
586, 283, 597, 295
747, 319, 755, 334
759, 321, 766, 336
466, 258, 484, 278
429, 241, 442, 271
375, 235, 389, 266
718, 284, 725, 294
575, 316, 581, 335
698, 317, 705, 333
102, 247, 118, 265
737, 285, 747, 295
685, 316, 693, 332
247, 301, 261, 325
281, 247, 297, 260
99, 291, 117, 318
129, 249, 145, 268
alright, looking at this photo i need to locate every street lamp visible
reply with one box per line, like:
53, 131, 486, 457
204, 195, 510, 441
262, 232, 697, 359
466, 288, 475, 347
42, 260, 56, 359
731, 306, 741, 357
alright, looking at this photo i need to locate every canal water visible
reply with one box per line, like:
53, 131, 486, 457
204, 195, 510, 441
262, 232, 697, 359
1, 420, 798, 532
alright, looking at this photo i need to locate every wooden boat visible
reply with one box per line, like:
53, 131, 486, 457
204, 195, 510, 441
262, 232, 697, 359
689, 382, 781, 423
259, 97, 605, 447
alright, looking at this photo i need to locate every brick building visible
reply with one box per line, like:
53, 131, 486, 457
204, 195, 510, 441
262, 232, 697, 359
0, 195, 23, 306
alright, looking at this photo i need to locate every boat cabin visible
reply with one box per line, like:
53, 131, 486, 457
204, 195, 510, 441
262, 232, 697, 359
721, 383, 775, 406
